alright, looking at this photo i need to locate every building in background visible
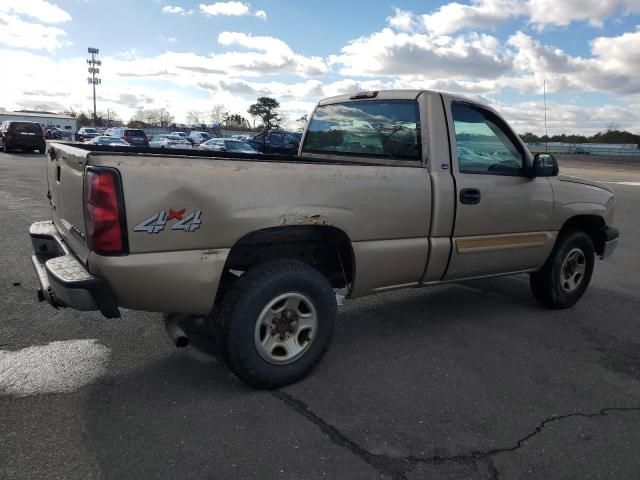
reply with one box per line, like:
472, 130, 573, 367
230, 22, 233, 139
0, 111, 77, 133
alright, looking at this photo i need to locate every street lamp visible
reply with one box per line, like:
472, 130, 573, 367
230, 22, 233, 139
87, 47, 101, 125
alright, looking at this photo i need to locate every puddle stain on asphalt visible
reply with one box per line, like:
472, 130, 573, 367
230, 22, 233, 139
0, 339, 110, 397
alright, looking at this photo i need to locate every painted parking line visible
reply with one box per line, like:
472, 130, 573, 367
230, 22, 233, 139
604, 181, 640, 186
0, 339, 110, 397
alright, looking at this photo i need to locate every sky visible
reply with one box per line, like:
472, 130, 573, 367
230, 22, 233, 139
0, 0, 639, 135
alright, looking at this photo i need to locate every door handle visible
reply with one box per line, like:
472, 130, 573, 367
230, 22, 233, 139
460, 188, 481, 205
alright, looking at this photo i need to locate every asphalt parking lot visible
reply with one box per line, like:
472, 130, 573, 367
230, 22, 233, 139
1, 151, 639, 479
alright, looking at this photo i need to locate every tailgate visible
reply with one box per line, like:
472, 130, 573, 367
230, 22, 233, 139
47, 144, 91, 263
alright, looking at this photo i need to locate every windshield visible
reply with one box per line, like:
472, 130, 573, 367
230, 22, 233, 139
303, 100, 420, 160
98, 137, 127, 144
84, 128, 97, 133
226, 141, 254, 152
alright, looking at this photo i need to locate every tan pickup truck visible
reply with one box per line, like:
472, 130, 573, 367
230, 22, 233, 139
30, 90, 619, 388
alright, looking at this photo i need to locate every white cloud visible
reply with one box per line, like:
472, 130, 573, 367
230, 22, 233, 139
508, 30, 640, 95
330, 28, 511, 79
0, 13, 71, 51
0, 0, 71, 24
386, 8, 416, 32
217, 31, 328, 75
527, 0, 640, 29
161, 5, 193, 15
390, 0, 640, 36
199, 1, 250, 16
420, 0, 522, 36
494, 99, 640, 135
255, 9, 267, 20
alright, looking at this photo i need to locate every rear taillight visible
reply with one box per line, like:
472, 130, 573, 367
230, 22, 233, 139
83, 167, 127, 255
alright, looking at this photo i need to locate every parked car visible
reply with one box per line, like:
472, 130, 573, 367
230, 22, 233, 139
199, 138, 260, 153
248, 130, 301, 154
150, 134, 192, 149
0, 120, 46, 153
170, 132, 188, 139
45, 127, 65, 140
77, 127, 100, 142
104, 127, 149, 147
30, 89, 619, 389
89, 136, 131, 146
188, 131, 213, 146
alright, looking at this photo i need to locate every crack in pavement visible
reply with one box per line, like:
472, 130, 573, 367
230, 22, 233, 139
272, 390, 640, 480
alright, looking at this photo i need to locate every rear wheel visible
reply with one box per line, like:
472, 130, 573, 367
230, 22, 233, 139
215, 260, 337, 389
530, 230, 595, 309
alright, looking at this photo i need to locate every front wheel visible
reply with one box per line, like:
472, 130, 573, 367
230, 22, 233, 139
216, 260, 337, 389
530, 230, 595, 309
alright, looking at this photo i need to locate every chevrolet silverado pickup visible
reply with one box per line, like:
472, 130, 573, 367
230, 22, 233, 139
30, 90, 619, 388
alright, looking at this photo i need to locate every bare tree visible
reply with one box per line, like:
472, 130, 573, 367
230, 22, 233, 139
606, 121, 620, 132
208, 104, 227, 126
33, 104, 53, 112
157, 108, 174, 127
186, 110, 201, 125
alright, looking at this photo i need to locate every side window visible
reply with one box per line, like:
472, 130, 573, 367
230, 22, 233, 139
254, 133, 265, 142
269, 132, 284, 145
284, 133, 298, 145
452, 103, 523, 175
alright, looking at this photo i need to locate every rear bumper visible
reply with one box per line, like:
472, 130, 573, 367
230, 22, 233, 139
30, 221, 120, 318
600, 226, 619, 260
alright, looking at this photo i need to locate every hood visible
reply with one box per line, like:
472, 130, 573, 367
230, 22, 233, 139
558, 175, 613, 193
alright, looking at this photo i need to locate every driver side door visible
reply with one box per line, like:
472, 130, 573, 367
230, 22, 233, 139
443, 101, 555, 280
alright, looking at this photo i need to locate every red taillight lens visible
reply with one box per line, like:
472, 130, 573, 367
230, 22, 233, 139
83, 168, 127, 254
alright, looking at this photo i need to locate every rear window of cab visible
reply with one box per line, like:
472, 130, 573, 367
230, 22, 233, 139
303, 100, 421, 161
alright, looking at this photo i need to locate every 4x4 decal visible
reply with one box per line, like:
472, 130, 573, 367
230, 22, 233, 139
133, 209, 202, 233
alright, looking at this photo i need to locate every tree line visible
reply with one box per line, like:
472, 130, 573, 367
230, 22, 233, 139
521, 123, 640, 145
1, 97, 312, 132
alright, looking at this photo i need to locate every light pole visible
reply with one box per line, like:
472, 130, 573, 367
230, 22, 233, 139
87, 47, 101, 126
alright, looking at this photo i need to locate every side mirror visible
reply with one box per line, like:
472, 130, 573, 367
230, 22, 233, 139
530, 153, 559, 177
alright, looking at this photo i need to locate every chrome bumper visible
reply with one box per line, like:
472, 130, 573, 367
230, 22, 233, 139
30, 221, 120, 318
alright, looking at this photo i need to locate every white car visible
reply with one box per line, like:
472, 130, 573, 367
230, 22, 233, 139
188, 131, 212, 145
149, 134, 192, 149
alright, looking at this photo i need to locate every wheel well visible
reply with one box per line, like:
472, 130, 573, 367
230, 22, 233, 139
560, 215, 605, 255
216, 226, 355, 303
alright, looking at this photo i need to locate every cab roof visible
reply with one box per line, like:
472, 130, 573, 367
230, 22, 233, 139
317, 89, 491, 111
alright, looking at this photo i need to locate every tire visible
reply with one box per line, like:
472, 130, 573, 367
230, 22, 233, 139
530, 230, 595, 309
216, 260, 337, 389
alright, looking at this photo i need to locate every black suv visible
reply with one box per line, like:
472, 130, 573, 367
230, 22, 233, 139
0, 121, 46, 154
247, 130, 301, 154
